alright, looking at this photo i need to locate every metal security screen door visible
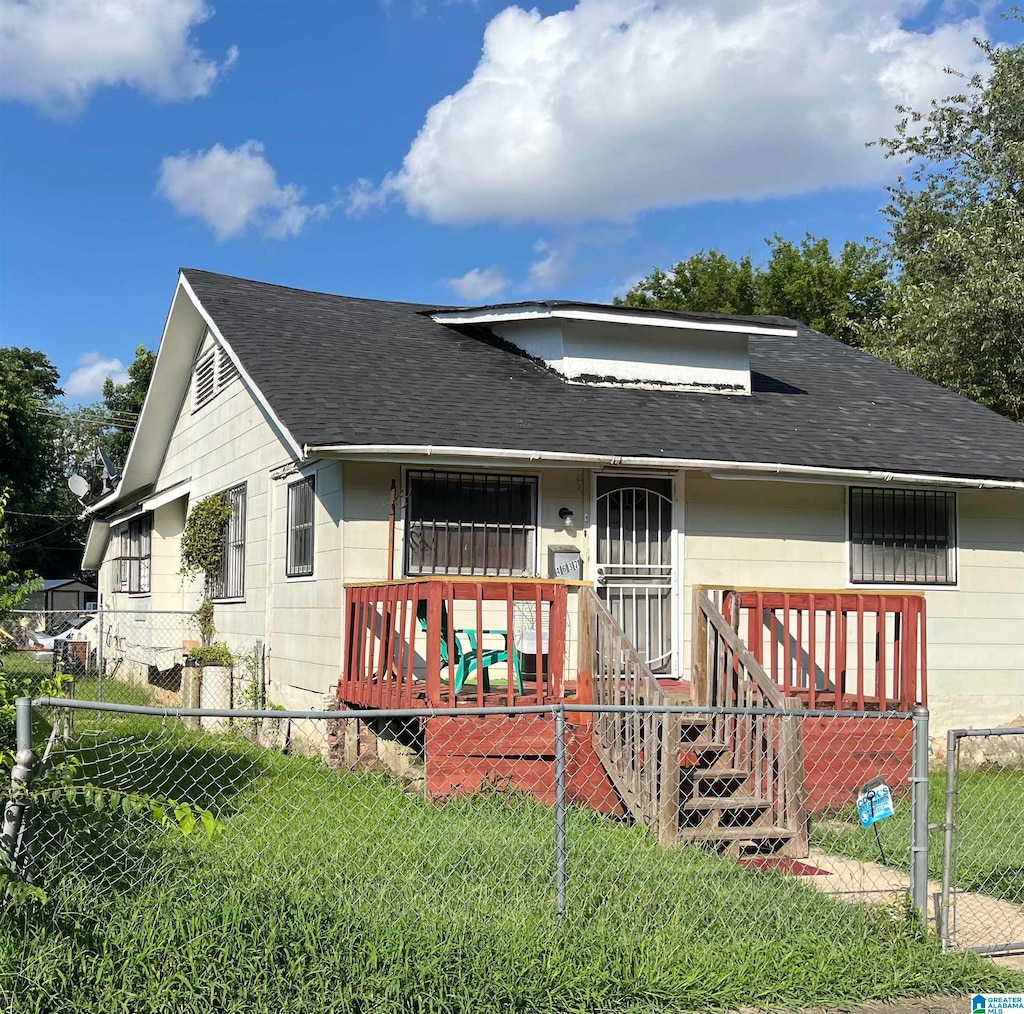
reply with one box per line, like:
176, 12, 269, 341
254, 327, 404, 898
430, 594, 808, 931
596, 477, 674, 673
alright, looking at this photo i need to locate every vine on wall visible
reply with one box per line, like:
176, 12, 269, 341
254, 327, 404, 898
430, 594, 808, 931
181, 494, 231, 649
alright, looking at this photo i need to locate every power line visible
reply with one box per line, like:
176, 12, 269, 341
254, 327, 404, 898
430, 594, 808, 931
7, 510, 83, 519
10, 517, 81, 550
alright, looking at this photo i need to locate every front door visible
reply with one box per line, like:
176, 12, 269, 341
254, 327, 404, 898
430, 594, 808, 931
595, 476, 674, 673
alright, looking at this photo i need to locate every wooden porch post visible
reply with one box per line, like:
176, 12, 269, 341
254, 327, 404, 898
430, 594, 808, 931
576, 588, 595, 708
691, 589, 709, 705
548, 584, 567, 701
425, 581, 442, 705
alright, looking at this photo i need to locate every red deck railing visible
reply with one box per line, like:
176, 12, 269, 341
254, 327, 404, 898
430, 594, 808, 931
340, 578, 571, 709
722, 590, 927, 711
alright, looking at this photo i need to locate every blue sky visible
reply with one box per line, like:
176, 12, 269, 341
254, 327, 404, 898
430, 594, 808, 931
0, 0, 1017, 402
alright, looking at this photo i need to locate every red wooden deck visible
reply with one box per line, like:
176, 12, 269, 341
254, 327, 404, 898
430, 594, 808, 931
337, 581, 928, 825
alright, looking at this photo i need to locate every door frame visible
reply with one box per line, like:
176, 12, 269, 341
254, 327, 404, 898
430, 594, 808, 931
587, 468, 684, 677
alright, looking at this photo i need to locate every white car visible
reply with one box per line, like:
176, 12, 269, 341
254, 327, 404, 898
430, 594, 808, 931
22, 615, 96, 665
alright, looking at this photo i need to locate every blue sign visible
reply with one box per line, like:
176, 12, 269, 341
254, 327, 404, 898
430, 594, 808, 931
856, 779, 895, 828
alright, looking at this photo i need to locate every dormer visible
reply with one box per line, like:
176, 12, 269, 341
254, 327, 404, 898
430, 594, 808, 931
431, 301, 799, 395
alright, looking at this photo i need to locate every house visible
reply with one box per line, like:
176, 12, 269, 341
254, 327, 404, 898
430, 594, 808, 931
81, 268, 1024, 847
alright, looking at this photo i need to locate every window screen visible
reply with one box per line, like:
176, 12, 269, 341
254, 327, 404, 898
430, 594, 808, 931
286, 476, 315, 577
405, 471, 537, 576
850, 487, 956, 585
213, 484, 246, 599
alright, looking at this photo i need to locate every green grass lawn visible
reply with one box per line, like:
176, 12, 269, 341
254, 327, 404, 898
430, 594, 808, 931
811, 768, 1024, 905
2, 699, 1021, 1014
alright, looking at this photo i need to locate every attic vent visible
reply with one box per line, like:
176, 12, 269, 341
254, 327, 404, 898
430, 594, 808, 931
193, 352, 216, 410
218, 347, 238, 388
192, 337, 240, 412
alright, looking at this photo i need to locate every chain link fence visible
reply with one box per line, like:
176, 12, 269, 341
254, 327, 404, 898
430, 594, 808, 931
940, 727, 1024, 956
0, 608, 267, 712
6, 698, 932, 913
10, 695, 1024, 1010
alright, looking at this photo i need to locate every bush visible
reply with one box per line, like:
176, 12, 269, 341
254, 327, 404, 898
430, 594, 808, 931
186, 643, 234, 667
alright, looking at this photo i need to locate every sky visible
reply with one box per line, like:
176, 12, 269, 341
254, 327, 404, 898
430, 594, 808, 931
1, 0, 1019, 404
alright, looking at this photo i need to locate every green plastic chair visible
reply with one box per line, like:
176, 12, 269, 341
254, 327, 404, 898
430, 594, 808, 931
416, 599, 523, 694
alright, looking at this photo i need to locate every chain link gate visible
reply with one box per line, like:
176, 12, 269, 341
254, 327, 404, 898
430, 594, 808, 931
939, 726, 1024, 956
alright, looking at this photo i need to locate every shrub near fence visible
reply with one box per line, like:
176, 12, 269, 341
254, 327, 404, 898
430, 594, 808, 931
2, 696, 1020, 1014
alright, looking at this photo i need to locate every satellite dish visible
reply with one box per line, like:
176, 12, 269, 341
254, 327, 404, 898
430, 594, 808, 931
68, 474, 91, 499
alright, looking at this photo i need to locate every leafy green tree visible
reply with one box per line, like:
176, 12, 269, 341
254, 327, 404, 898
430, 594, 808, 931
867, 20, 1024, 422
0, 348, 69, 576
618, 234, 890, 347
619, 249, 758, 316
0, 488, 40, 625
100, 344, 155, 472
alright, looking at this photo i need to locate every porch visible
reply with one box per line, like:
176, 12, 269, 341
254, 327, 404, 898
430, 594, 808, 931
336, 578, 927, 853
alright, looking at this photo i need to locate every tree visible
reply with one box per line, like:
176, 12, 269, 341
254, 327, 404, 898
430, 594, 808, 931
100, 344, 154, 472
0, 347, 70, 577
867, 20, 1024, 422
0, 488, 39, 625
619, 249, 758, 316
618, 234, 890, 347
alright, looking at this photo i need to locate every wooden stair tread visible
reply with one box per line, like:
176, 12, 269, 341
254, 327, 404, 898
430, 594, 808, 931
674, 826, 796, 843
687, 767, 748, 779
682, 796, 771, 810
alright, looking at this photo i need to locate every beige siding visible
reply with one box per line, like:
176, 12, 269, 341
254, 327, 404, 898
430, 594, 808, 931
95, 370, 1023, 731
267, 460, 344, 697
97, 329, 314, 697
681, 474, 1024, 733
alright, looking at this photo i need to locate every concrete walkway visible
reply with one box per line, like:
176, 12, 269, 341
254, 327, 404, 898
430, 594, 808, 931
803, 848, 1024, 970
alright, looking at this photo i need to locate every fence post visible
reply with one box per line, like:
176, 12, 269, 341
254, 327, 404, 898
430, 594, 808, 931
97, 606, 105, 699
554, 703, 567, 919
939, 728, 958, 949
910, 704, 930, 925
2, 698, 35, 878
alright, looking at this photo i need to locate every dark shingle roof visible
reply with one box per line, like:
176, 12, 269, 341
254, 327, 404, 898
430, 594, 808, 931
182, 268, 1024, 482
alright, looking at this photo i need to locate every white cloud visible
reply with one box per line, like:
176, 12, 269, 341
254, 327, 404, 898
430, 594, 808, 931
64, 353, 129, 398
447, 265, 508, 301
527, 241, 561, 290
360, 0, 986, 224
0, 0, 237, 116
158, 140, 333, 241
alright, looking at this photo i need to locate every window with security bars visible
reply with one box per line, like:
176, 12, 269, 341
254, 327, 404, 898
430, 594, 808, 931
213, 484, 246, 599
405, 471, 537, 576
286, 476, 316, 577
114, 515, 151, 594
850, 487, 956, 585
